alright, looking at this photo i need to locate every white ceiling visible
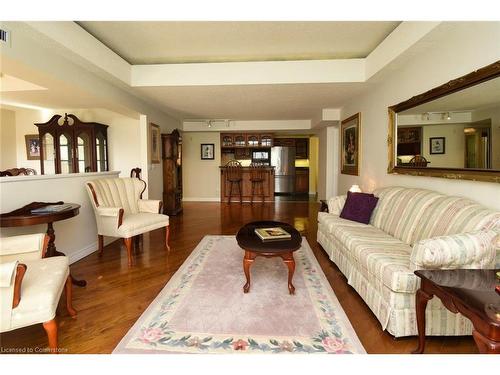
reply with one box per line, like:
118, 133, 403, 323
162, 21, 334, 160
134, 82, 367, 120
77, 21, 400, 64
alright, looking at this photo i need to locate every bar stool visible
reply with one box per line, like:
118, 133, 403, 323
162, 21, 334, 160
250, 163, 266, 204
225, 160, 243, 204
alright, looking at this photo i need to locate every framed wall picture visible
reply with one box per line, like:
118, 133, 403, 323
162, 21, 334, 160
25, 134, 41, 160
201, 143, 215, 160
341, 113, 361, 175
150, 123, 161, 164
429, 137, 445, 154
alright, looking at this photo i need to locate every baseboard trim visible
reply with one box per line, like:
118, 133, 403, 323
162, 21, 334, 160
183, 197, 221, 202
68, 242, 98, 264
68, 237, 116, 264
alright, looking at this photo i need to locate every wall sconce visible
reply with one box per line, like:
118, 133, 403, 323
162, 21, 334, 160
446, 112, 451, 120
349, 184, 362, 193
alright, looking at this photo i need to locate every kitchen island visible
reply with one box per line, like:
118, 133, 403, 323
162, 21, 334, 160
219, 166, 275, 202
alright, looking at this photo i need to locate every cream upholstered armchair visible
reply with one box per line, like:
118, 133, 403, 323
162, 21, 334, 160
86, 177, 170, 266
0, 233, 76, 353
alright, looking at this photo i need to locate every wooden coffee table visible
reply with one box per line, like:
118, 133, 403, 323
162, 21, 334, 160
236, 221, 302, 295
413, 269, 500, 354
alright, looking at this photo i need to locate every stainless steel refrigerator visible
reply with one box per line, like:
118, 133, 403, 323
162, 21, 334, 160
271, 146, 296, 194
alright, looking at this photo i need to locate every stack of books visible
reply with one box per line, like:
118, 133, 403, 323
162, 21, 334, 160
31, 204, 73, 214
254, 227, 291, 241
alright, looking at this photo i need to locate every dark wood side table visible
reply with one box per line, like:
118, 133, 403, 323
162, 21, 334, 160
0, 201, 86, 287
413, 269, 500, 354
236, 221, 302, 295
319, 200, 328, 213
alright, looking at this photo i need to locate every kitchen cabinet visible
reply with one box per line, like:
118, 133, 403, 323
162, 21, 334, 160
295, 168, 309, 194
234, 148, 251, 159
397, 127, 422, 156
273, 138, 309, 159
295, 138, 309, 159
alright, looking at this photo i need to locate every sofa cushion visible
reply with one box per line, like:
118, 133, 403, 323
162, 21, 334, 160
370, 187, 442, 244
340, 191, 379, 224
326, 221, 418, 293
318, 212, 368, 235
327, 195, 347, 216
370, 187, 500, 245
117, 212, 169, 238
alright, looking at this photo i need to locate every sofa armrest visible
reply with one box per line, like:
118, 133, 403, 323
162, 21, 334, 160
96, 206, 125, 229
409, 230, 498, 272
96, 206, 122, 217
138, 199, 162, 214
327, 195, 347, 216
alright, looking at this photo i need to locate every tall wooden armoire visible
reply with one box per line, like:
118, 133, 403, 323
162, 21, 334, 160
162, 129, 183, 215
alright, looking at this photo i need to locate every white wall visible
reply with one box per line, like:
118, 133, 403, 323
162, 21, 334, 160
421, 124, 465, 168
317, 125, 339, 200
0, 108, 17, 170
309, 136, 319, 194
146, 115, 179, 201
338, 22, 500, 209
182, 132, 221, 201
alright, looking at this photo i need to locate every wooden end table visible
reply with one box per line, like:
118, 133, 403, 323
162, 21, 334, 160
0, 201, 86, 287
413, 269, 500, 354
236, 221, 302, 295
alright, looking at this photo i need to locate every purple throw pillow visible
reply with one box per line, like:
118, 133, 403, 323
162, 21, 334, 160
339, 191, 379, 224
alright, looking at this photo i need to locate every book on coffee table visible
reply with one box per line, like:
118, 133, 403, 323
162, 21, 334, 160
254, 227, 291, 241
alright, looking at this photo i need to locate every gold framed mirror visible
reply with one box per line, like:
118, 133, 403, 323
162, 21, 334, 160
388, 60, 500, 183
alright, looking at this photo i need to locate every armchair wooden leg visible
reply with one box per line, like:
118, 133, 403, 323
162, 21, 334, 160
165, 225, 171, 250
98, 235, 104, 257
65, 276, 77, 318
124, 237, 134, 267
43, 319, 58, 353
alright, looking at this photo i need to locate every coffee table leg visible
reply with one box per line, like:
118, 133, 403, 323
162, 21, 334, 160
243, 251, 255, 293
412, 287, 433, 354
282, 252, 296, 295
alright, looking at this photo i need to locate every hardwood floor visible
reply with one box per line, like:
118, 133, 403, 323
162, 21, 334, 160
0, 201, 477, 354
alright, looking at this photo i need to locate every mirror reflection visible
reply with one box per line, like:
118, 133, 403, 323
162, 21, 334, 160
396, 76, 500, 170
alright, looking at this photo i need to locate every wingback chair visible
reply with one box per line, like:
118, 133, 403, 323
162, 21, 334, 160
86, 177, 170, 266
0, 233, 76, 353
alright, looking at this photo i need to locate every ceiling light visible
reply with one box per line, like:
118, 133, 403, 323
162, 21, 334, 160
446, 112, 451, 120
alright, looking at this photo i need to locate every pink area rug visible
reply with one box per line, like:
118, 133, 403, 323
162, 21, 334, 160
113, 236, 365, 354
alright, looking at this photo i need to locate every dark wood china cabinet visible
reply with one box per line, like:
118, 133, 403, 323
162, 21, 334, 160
35, 113, 109, 175
162, 129, 183, 215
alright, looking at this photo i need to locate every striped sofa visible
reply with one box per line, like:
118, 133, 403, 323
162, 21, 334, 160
317, 186, 500, 337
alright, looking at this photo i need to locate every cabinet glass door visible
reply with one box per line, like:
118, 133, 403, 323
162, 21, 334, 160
247, 135, 259, 146
261, 135, 272, 147
95, 133, 107, 172
234, 135, 246, 147
77, 132, 92, 172
42, 133, 56, 175
59, 133, 74, 174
